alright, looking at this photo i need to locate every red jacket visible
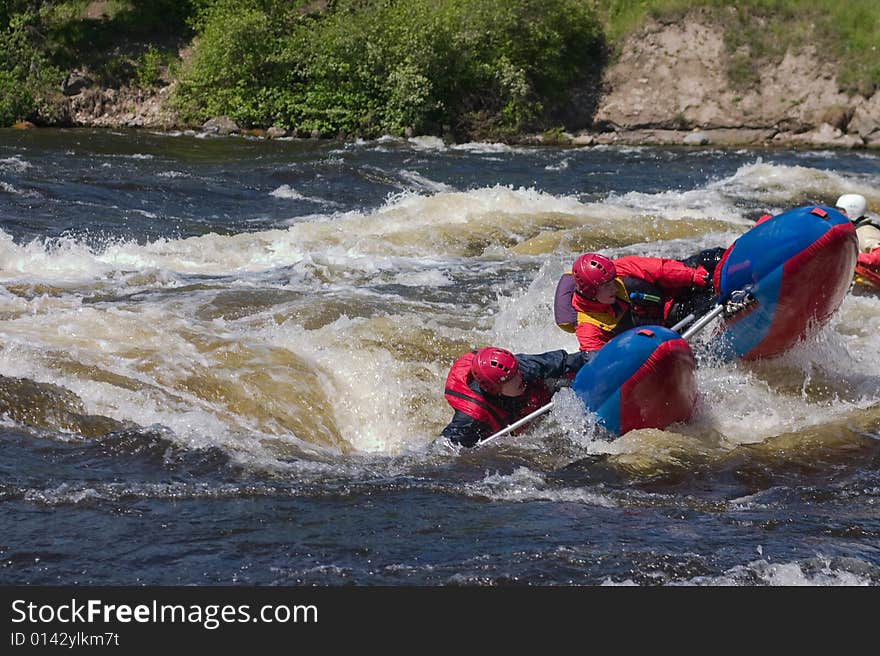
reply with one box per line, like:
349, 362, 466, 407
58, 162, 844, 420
573, 256, 706, 352
858, 248, 880, 269
441, 350, 591, 446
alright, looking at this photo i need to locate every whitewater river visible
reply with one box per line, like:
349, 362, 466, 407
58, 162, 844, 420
0, 128, 878, 586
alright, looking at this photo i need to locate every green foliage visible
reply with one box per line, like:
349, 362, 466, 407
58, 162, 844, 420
0, 1, 196, 125
0, 69, 34, 125
173, 0, 605, 139
42, 1, 196, 84
172, 0, 291, 127
541, 126, 571, 145
0, 8, 62, 124
820, 0, 880, 96
134, 47, 164, 88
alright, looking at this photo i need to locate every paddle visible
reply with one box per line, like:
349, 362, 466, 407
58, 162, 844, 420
476, 289, 755, 447
670, 312, 696, 332
476, 400, 558, 445
680, 303, 726, 340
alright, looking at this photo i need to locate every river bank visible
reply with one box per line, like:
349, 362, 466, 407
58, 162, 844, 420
10, 9, 880, 149
582, 13, 880, 149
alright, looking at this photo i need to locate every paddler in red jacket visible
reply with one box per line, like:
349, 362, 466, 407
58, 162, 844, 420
836, 194, 880, 286
441, 346, 591, 447
554, 251, 720, 352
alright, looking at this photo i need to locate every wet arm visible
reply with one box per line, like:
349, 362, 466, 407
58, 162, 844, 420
858, 247, 880, 268
440, 410, 491, 448
517, 349, 594, 380
615, 256, 706, 291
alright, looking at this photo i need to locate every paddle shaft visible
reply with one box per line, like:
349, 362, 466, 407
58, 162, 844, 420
670, 313, 696, 332
680, 303, 726, 340
476, 401, 556, 446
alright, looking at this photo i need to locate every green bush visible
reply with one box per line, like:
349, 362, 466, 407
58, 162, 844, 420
0, 69, 34, 126
173, 0, 605, 139
0, 1, 195, 126
135, 47, 163, 87
0, 9, 62, 125
173, 0, 292, 127
6, 1, 875, 133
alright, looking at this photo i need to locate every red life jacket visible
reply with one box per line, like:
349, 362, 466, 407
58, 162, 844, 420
444, 352, 552, 433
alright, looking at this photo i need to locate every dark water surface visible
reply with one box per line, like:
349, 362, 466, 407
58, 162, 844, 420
1, 129, 879, 586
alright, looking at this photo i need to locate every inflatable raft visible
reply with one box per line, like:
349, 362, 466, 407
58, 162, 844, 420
570, 205, 857, 437
712, 205, 858, 360
572, 325, 697, 436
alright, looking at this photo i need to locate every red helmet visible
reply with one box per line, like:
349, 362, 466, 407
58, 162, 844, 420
572, 253, 616, 298
471, 347, 519, 394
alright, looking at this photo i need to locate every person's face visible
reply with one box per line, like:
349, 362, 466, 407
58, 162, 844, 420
594, 279, 617, 304
499, 371, 526, 397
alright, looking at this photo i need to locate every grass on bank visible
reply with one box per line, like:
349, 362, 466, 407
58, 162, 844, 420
596, 0, 880, 96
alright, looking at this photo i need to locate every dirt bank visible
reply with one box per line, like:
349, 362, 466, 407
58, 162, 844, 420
580, 13, 880, 148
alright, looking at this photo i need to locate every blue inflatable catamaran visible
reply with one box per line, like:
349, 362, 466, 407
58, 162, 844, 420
569, 205, 857, 437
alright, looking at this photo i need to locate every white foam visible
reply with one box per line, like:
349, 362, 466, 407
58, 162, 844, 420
677, 558, 873, 586
0, 156, 31, 172
270, 184, 307, 200
601, 558, 875, 586
398, 170, 453, 193
391, 268, 453, 287
545, 158, 570, 171
719, 159, 880, 206
407, 136, 447, 151
610, 187, 753, 224
451, 142, 513, 153
465, 466, 616, 506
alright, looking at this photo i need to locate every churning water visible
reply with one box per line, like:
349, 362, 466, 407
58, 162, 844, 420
1, 128, 878, 585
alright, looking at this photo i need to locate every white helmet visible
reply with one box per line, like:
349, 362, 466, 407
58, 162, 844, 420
835, 193, 867, 220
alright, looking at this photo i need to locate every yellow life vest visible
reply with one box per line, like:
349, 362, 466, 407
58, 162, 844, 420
574, 279, 631, 332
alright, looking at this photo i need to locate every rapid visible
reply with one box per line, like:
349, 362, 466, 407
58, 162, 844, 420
1, 128, 878, 585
